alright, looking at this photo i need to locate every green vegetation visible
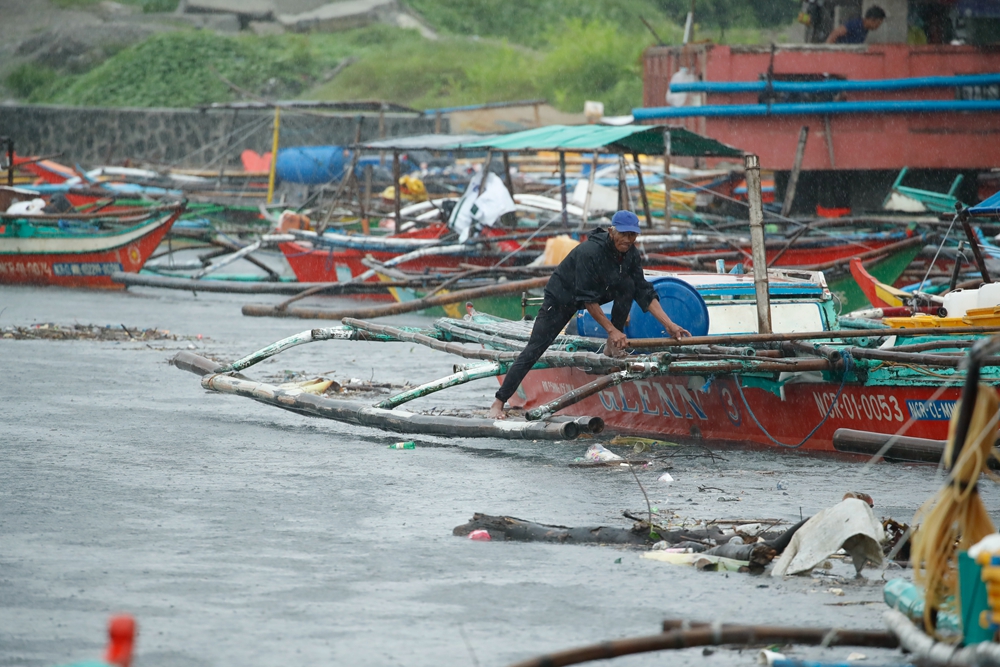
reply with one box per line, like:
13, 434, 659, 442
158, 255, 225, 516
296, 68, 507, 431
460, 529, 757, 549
10, 0, 799, 113
42, 31, 325, 107
5, 63, 58, 100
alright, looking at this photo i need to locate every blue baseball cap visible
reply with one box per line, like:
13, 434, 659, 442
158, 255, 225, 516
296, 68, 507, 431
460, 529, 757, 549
610, 210, 641, 234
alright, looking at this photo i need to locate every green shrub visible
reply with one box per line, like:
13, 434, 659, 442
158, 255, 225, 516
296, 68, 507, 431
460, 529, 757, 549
5, 63, 58, 100
535, 20, 646, 115
44, 31, 327, 107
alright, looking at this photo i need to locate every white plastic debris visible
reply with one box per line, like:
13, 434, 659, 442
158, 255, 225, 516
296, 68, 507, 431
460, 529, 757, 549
585, 443, 623, 462
847, 652, 867, 661
757, 649, 787, 666
771, 498, 885, 577
658, 472, 674, 483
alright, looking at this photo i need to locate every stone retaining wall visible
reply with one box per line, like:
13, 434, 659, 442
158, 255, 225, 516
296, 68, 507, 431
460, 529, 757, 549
0, 104, 442, 168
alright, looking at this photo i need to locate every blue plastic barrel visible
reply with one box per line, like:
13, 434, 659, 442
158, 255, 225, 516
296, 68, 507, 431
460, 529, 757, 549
276, 146, 350, 185
575, 277, 710, 339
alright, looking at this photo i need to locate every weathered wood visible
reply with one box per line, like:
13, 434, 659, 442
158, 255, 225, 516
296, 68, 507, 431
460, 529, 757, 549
744, 154, 771, 333
780, 125, 809, 218
452, 513, 723, 546
632, 151, 653, 228
112, 272, 428, 295
392, 150, 401, 234
242, 276, 549, 319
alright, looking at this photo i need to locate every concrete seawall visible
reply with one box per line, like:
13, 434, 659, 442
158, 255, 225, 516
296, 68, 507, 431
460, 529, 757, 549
0, 104, 442, 167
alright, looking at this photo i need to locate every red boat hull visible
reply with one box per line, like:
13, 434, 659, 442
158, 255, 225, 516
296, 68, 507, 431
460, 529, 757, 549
646, 237, 906, 272
510, 368, 962, 453
0, 209, 180, 288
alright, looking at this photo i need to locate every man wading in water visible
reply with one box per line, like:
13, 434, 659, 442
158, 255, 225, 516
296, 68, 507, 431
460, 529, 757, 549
488, 210, 691, 420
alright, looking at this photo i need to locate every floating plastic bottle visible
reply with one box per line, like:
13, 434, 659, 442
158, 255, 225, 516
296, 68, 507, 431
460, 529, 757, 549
389, 441, 415, 450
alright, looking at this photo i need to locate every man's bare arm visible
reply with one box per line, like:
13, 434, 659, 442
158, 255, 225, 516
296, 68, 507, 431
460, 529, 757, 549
584, 302, 627, 351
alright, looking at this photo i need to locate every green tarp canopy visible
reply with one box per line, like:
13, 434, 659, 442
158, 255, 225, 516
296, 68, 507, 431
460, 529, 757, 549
460, 124, 742, 157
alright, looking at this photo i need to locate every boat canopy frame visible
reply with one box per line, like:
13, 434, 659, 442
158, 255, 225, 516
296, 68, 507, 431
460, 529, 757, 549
354, 124, 742, 232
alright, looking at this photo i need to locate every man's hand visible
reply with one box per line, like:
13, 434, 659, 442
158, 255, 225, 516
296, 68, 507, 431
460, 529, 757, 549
606, 328, 628, 356
667, 323, 691, 339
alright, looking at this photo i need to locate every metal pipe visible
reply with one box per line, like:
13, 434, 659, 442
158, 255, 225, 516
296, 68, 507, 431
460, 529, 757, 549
632, 99, 1000, 121
744, 154, 771, 334
669, 73, 1000, 95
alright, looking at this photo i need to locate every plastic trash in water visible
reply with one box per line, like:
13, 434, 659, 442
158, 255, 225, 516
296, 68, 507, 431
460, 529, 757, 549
585, 443, 623, 462
468, 530, 491, 541
389, 441, 415, 450
776, 480, 788, 490
757, 649, 787, 666
658, 472, 674, 484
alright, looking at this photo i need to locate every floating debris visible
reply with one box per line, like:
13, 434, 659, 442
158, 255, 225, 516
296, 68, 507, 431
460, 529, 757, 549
0, 323, 186, 342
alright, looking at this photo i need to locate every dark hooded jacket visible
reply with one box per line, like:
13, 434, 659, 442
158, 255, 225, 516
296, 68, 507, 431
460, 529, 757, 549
544, 227, 658, 314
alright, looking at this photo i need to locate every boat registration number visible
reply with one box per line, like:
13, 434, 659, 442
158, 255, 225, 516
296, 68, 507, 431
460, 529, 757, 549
813, 391, 905, 423
52, 262, 122, 277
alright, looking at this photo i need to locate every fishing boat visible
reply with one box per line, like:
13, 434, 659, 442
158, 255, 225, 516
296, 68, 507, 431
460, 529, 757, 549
170, 260, 1000, 456
0, 188, 185, 288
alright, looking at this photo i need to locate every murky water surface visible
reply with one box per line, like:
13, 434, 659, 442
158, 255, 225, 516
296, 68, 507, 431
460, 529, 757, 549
2, 286, 995, 667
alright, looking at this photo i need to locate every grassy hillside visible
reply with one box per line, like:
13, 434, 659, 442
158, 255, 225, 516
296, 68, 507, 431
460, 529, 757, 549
7, 0, 799, 114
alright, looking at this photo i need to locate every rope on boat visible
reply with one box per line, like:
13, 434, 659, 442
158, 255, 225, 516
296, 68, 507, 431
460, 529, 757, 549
732, 350, 853, 450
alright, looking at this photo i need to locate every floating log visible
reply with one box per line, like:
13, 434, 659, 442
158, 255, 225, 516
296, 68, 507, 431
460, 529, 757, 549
832, 427, 1000, 468
242, 276, 550, 319
172, 352, 580, 440
453, 513, 721, 546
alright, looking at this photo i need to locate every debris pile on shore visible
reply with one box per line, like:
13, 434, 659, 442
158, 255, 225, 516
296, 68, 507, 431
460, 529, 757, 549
1, 323, 184, 341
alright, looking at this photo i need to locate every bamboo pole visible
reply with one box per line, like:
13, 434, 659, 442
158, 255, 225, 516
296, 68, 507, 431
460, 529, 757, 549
242, 276, 549, 319
780, 125, 809, 218
509, 622, 899, 667
580, 152, 598, 229
663, 128, 672, 227
198, 372, 581, 441
959, 209, 992, 283
266, 106, 280, 205
745, 154, 771, 333
526, 369, 650, 421
376, 362, 505, 409
633, 152, 653, 228
110, 273, 417, 295
628, 326, 1000, 349
502, 151, 514, 195
392, 150, 401, 234
559, 151, 568, 226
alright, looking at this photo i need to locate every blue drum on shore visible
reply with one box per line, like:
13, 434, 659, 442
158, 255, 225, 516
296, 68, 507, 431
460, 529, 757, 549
575, 276, 710, 339
276, 146, 350, 185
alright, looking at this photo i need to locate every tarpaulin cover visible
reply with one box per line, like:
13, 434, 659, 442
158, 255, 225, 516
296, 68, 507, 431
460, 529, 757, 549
969, 190, 1000, 216
460, 124, 743, 157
